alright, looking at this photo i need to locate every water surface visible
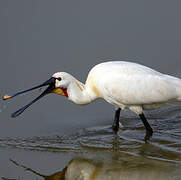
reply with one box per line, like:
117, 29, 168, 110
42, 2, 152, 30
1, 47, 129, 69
1, 104, 181, 179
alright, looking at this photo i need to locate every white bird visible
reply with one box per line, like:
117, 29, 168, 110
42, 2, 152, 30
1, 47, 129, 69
3, 61, 181, 138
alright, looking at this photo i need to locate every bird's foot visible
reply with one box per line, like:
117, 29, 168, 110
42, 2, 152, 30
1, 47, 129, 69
144, 130, 153, 143
112, 125, 119, 134
112, 122, 124, 134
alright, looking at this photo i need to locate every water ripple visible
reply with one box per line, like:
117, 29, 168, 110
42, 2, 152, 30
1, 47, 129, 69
0, 105, 181, 164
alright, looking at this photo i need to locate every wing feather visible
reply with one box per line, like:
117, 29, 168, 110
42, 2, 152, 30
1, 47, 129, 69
87, 61, 179, 105
103, 74, 178, 105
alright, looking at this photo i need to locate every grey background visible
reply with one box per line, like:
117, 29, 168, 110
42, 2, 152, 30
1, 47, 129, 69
0, 0, 181, 137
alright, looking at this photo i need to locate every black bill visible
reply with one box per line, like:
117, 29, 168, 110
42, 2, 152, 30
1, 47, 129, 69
3, 77, 56, 118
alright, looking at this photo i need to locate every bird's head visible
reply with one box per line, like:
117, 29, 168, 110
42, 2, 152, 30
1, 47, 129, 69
3, 72, 73, 117
51, 72, 72, 97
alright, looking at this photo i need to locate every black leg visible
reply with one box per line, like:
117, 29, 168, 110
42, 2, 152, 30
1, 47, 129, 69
112, 108, 121, 132
139, 113, 153, 140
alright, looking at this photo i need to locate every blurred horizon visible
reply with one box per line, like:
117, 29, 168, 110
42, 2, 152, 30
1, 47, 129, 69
1, 0, 181, 136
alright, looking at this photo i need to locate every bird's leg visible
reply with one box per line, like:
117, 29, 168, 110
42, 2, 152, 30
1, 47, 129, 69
139, 113, 153, 140
112, 108, 121, 132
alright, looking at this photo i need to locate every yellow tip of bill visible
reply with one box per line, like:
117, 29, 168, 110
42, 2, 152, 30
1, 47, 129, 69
3, 95, 12, 100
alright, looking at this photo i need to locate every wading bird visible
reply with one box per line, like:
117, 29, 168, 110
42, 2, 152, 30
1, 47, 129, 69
3, 61, 181, 138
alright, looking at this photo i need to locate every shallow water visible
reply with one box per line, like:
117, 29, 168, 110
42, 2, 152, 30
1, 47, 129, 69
2, 1, 181, 179
1, 104, 181, 179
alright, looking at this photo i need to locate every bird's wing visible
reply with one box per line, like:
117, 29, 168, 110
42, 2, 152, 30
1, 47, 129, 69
102, 74, 178, 105
87, 61, 181, 105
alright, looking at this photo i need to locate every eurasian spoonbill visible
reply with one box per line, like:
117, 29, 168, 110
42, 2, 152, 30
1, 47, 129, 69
3, 61, 181, 138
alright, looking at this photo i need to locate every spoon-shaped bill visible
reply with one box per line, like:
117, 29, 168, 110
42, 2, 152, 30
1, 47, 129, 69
11, 84, 55, 118
2, 77, 56, 101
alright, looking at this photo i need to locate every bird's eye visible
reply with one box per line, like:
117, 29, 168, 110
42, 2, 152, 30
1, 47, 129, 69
57, 77, 62, 81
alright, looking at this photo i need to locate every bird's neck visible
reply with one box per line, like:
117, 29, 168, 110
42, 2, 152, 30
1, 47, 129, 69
67, 79, 96, 105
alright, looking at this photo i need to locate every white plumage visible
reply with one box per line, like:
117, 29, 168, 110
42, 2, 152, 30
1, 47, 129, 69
53, 61, 181, 115
4, 61, 181, 137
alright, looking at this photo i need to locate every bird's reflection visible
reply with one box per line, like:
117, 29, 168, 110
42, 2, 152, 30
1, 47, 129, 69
7, 158, 66, 180
1, 118, 181, 180
3, 155, 181, 180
